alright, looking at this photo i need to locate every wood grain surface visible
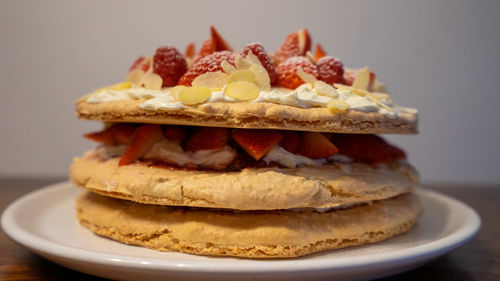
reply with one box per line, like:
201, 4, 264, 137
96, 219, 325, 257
0, 178, 498, 281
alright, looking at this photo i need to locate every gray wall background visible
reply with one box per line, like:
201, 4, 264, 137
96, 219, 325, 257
0, 0, 499, 184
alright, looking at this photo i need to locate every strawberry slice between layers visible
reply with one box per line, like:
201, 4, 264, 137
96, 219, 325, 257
279, 131, 301, 153
329, 134, 406, 163
84, 123, 139, 145
298, 132, 338, 159
119, 124, 164, 166
184, 127, 229, 152
232, 129, 284, 160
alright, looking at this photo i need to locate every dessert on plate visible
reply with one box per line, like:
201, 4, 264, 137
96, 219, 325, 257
70, 27, 420, 258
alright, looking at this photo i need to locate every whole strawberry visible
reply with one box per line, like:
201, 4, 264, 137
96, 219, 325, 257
317, 56, 345, 85
276, 56, 318, 89
153, 46, 187, 87
241, 43, 278, 84
178, 51, 235, 86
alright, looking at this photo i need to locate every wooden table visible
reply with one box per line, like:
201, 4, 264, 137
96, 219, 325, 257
0, 178, 498, 281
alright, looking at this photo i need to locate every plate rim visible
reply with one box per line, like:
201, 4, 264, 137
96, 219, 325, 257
1, 181, 481, 274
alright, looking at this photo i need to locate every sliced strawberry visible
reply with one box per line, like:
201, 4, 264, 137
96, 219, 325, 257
185, 43, 196, 59
232, 129, 283, 160
317, 56, 345, 85
129, 56, 151, 72
193, 26, 233, 63
153, 46, 188, 87
194, 38, 216, 63
274, 29, 311, 61
210, 26, 233, 52
241, 43, 278, 84
329, 134, 406, 163
276, 56, 318, 89
119, 124, 163, 166
178, 51, 235, 86
279, 131, 301, 153
84, 123, 139, 145
298, 132, 338, 159
344, 68, 376, 87
314, 44, 326, 61
185, 127, 229, 152
163, 126, 187, 142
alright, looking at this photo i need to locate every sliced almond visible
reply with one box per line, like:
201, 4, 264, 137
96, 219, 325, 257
314, 80, 338, 98
225, 81, 260, 101
328, 99, 350, 113
125, 69, 146, 86
221, 60, 236, 74
352, 66, 370, 90
142, 73, 163, 90
250, 64, 271, 91
226, 70, 256, 84
192, 71, 228, 89
296, 67, 316, 84
178, 86, 212, 105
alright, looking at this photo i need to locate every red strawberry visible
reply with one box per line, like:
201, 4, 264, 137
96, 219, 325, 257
163, 126, 187, 142
178, 51, 235, 86
329, 134, 406, 163
193, 26, 233, 63
119, 124, 164, 166
317, 56, 345, 85
194, 38, 216, 62
314, 44, 326, 61
275, 29, 311, 61
298, 132, 338, 159
129, 56, 151, 72
185, 43, 196, 59
185, 127, 229, 152
344, 68, 376, 88
232, 129, 283, 160
279, 131, 301, 153
84, 123, 139, 145
241, 43, 278, 84
276, 56, 318, 89
153, 46, 188, 87
210, 26, 233, 52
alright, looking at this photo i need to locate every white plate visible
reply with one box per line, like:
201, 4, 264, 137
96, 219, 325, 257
1, 182, 480, 281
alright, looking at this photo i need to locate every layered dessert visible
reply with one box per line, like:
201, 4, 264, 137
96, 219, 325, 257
70, 27, 420, 258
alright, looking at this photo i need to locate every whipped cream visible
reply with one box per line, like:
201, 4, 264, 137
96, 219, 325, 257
143, 140, 236, 169
263, 145, 326, 168
85, 83, 415, 118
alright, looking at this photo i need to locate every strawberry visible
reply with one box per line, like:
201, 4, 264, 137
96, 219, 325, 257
153, 46, 188, 87
193, 26, 233, 63
274, 29, 311, 61
241, 43, 278, 84
298, 132, 338, 159
344, 68, 376, 88
185, 43, 196, 59
185, 127, 229, 152
119, 124, 164, 166
84, 123, 139, 145
163, 126, 187, 142
329, 134, 406, 163
210, 26, 233, 52
232, 129, 283, 160
129, 56, 151, 72
276, 56, 318, 89
279, 131, 301, 153
194, 38, 216, 63
178, 51, 235, 86
317, 56, 345, 85
314, 44, 326, 61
